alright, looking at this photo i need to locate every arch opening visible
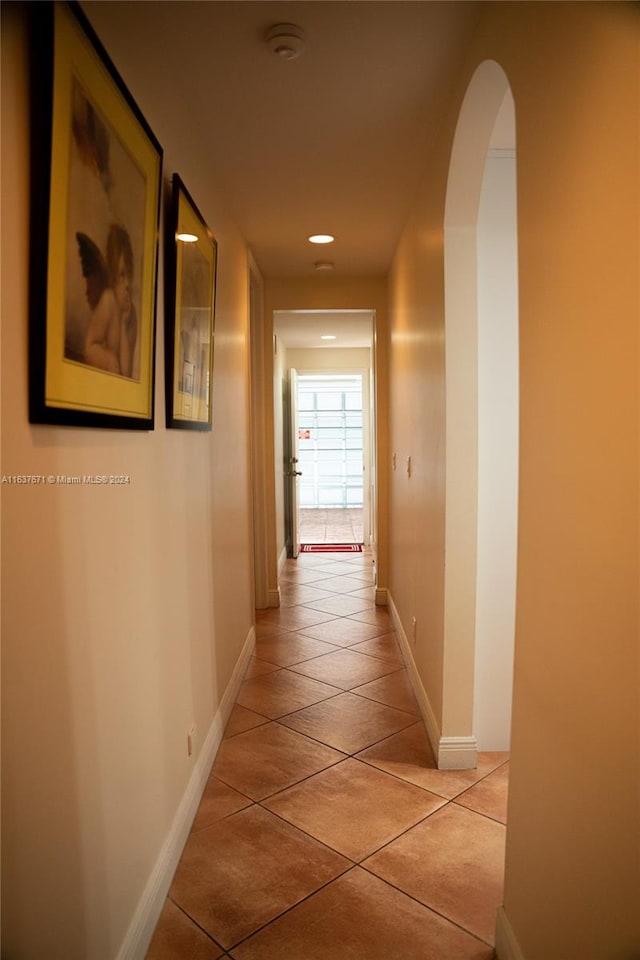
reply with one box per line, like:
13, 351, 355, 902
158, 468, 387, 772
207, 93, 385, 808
441, 60, 518, 766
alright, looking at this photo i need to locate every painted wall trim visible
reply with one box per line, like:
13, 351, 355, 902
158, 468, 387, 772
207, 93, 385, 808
375, 587, 388, 606
495, 906, 526, 960
268, 587, 281, 608
437, 736, 478, 770
387, 592, 441, 760
116, 626, 256, 960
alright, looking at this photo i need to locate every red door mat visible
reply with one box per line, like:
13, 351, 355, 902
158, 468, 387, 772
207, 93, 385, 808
301, 544, 363, 553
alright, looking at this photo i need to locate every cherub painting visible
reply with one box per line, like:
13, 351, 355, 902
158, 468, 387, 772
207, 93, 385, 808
76, 225, 138, 378
64, 77, 144, 381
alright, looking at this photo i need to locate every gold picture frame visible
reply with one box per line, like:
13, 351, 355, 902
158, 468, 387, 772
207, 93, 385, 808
29, 2, 162, 429
165, 175, 217, 430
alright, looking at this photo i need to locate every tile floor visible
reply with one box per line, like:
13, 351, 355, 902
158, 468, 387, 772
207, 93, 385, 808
146, 549, 509, 960
299, 507, 364, 545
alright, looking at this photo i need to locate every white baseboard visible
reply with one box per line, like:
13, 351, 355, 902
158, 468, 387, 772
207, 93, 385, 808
437, 736, 477, 770
387, 593, 477, 771
387, 593, 441, 760
374, 587, 388, 606
116, 626, 256, 960
267, 587, 281, 608
495, 906, 526, 960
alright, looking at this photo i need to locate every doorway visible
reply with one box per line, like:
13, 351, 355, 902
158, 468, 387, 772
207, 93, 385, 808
296, 373, 365, 546
273, 309, 374, 568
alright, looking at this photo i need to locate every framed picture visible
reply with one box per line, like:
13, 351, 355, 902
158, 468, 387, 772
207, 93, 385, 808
165, 174, 217, 430
29, 1, 163, 429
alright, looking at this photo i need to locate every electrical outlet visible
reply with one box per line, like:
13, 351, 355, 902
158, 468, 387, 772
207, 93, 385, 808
406, 455, 412, 478
187, 725, 197, 757
392, 452, 397, 470
411, 617, 417, 644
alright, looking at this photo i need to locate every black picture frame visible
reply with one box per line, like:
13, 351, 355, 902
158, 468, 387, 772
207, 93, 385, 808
165, 174, 217, 431
29, 1, 163, 429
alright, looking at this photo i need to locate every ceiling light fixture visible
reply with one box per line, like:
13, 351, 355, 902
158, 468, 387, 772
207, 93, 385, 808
314, 260, 334, 272
176, 232, 198, 242
321, 335, 336, 340
308, 234, 334, 244
265, 23, 305, 61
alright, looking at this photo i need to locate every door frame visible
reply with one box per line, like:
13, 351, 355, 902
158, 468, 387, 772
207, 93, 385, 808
290, 367, 371, 546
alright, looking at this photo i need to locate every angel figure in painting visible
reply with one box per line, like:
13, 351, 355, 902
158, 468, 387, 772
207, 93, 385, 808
76, 224, 138, 378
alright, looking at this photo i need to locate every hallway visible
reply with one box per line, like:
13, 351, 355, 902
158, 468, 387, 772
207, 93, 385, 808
147, 550, 509, 959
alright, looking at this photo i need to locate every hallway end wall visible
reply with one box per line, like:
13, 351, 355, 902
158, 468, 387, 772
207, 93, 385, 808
1, 7, 254, 959
388, 3, 639, 957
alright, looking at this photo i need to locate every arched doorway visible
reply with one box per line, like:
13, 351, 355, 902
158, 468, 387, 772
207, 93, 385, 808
441, 61, 518, 767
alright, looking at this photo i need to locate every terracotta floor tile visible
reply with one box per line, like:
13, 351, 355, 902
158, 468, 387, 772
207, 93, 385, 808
263, 758, 445, 861
311, 560, 370, 576
242, 657, 280, 680
224, 704, 270, 738
357, 723, 509, 799
350, 633, 404, 663
279, 584, 336, 606
422, 751, 510, 800
254, 632, 338, 667
297, 618, 386, 646
170, 806, 349, 950
146, 899, 224, 959
311, 575, 376, 594
288, 648, 399, 689
237, 669, 340, 719
212, 722, 345, 800
302, 595, 375, 616
254, 620, 290, 641
364, 804, 506, 945
290, 555, 336, 569
279, 691, 416, 754
353, 668, 420, 714
347, 586, 377, 601
257, 607, 338, 630
190, 777, 253, 833
147, 551, 508, 958
455, 762, 510, 824
230, 867, 495, 960
345, 568, 376, 582
279, 567, 335, 585
348, 608, 394, 629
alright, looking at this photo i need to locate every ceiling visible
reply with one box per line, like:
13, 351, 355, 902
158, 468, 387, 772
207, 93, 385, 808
274, 309, 374, 349
81, 1, 482, 280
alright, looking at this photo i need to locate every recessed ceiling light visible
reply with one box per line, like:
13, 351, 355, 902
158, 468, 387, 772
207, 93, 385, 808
308, 234, 334, 244
321, 335, 336, 340
177, 232, 198, 242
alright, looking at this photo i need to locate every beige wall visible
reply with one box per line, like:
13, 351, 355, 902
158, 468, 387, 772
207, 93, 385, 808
264, 276, 388, 593
286, 347, 371, 373
1, 7, 254, 958
388, 2, 639, 957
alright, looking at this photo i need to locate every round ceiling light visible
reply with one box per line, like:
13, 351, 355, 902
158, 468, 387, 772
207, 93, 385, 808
265, 23, 305, 60
308, 234, 334, 244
